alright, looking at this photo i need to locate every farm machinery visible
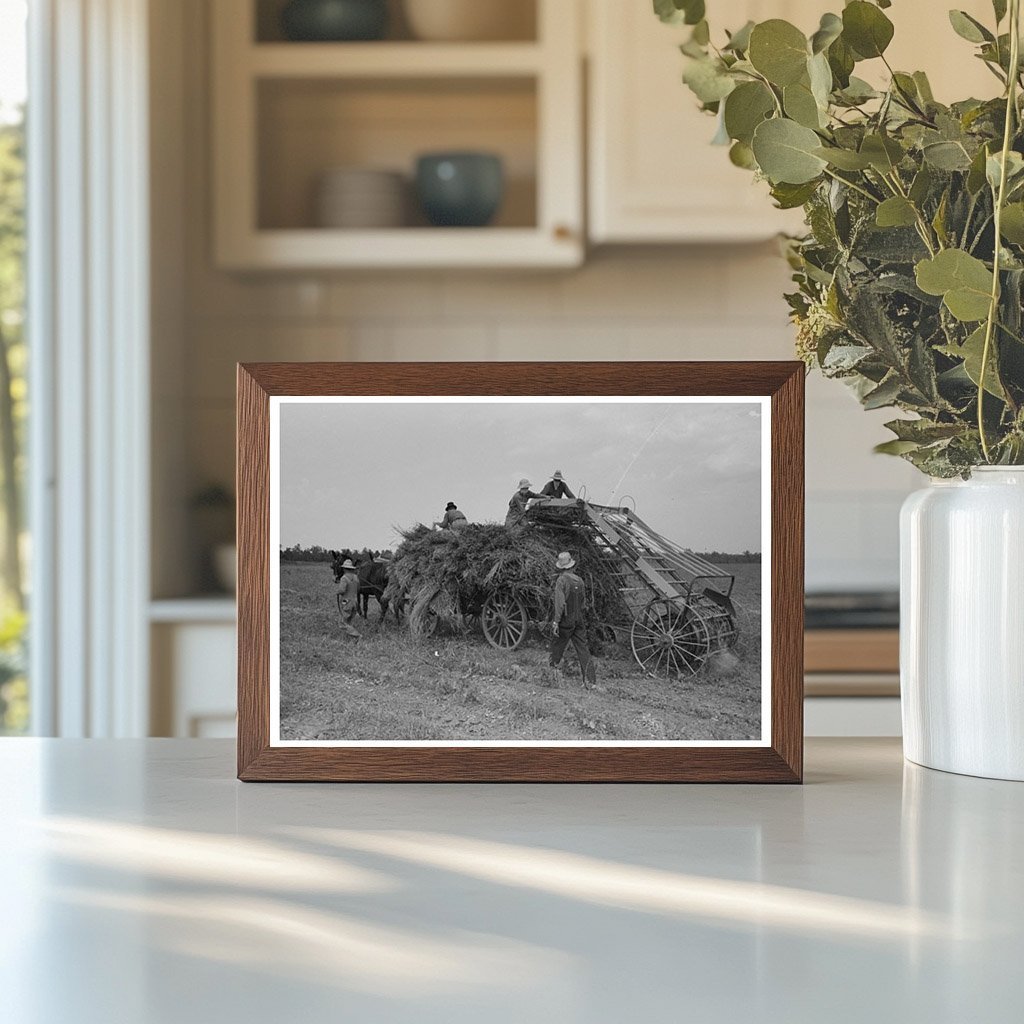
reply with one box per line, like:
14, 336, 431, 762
478, 497, 739, 676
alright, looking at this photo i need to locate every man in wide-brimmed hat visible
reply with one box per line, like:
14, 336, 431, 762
505, 478, 543, 528
540, 470, 575, 500
434, 501, 468, 532
549, 551, 596, 686
335, 558, 361, 638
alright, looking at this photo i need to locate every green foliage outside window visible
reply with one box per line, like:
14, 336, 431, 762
0, 110, 27, 733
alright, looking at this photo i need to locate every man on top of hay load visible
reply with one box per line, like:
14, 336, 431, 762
505, 478, 543, 528
335, 559, 361, 639
434, 501, 468, 532
540, 470, 575, 500
549, 551, 597, 686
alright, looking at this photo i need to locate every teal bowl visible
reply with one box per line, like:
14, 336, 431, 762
281, 0, 388, 42
415, 153, 505, 228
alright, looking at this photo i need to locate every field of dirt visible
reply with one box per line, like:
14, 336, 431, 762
278, 560, 763, 742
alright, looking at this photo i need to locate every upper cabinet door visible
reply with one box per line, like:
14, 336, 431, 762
588, 0, 997, 245
588, 0, 809, 244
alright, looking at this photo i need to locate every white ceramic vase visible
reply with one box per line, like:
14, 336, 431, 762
900, 467, 1024, 781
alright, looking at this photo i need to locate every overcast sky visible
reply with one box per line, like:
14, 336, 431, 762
278, 399, 764, 553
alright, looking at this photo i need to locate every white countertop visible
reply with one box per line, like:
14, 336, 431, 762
1, 738, 1020, 1023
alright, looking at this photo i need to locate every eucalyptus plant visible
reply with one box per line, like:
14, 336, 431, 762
657, 0, 1024, 475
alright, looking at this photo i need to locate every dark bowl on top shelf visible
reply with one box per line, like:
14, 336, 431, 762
415, 152, 505, 228
280, 0, 388, 42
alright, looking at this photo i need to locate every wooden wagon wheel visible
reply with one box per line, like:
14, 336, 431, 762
482, 591, 529, 650
408, 608, 439, 638
631, 599, 711, 677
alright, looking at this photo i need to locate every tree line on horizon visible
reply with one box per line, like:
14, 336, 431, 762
279, 542, 758, 565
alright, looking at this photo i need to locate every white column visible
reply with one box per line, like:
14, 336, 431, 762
28, 0, 150, 737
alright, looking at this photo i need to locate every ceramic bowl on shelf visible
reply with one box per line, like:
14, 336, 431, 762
315, 167, 408, 229
280, 0, 388, 42
403, 0, 534, 42
415, 152, 504, 227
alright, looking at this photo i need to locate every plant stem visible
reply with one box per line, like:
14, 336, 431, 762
884, 171, 939, 254
822, 167, 881, 204
979, 0, 1021, 462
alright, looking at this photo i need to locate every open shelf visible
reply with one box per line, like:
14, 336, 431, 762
249, 42, 544, 77
212, 0, 582, 268
254, 0, 539, 44
257, 76, 538, 232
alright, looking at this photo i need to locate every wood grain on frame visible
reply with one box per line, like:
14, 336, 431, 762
237, 362, 804, 782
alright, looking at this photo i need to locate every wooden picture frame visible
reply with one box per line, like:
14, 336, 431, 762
237, 362, 804, 782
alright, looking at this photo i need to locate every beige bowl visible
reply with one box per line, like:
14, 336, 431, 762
316, 168, 408, 228
403, 0, 535, 41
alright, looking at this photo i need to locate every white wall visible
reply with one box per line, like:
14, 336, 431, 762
156, 0, 920, 599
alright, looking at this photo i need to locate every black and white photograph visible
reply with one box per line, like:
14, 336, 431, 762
270, 396, 770, 746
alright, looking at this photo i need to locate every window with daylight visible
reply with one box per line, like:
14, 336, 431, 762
0, 0, 28, 734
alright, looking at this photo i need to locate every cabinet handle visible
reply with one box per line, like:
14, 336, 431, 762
553, 224, 574, 241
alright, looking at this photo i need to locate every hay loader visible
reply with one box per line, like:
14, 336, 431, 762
480, 497, 739, 676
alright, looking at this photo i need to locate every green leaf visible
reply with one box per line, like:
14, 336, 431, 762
891, 73, 932, 118
939, 325, 1006, 398
807, 51, 833, 109
862, 374, 903, 409
724, 20, 755, 53
923, 140, 972, 171
884, 418, 964, 443
1000, 203, 1024, 244
770, 180, 820, 209
875, 439, 922, 455
986, 150, 1024, 191
909, 164, 933, 205
837, 76, 879, 104
915, 249, 994, 322
723, 81, 775, 144
876, 197, 918, 228
967, 144, 991, 194
913, 71, 935, 104
842, 1, 895, 59
751, 118, 828, 184
729, 140, 757, 169
827, 36, 856, 88
932, 190, 950, 247
784, 80, 824, 129
993, 0, 1008, 24
948, 10, 994, 44
653, 0, 705, 26
682, 57, 736, 104
860, 133, 904, 173
810, 12, 843, 54
691, 19, 710, 45
748, 20, 809, 86
814, 146, 872, 170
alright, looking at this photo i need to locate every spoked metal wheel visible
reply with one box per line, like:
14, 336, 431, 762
482, 591, 529, 650
631, 599, 711, 677
693, 596, 738, 650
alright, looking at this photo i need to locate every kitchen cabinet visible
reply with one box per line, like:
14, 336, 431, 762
211, 0, 583, 269
150, 601, 237, 738
587, 0, 814, 243
587, 0, 998, 244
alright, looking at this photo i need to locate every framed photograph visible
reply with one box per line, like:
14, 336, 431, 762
237, 362, 803, 782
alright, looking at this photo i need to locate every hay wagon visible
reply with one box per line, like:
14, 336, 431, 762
479, 498, 739, 676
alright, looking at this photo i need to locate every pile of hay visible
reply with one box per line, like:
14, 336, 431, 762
385, 515, 626, 635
